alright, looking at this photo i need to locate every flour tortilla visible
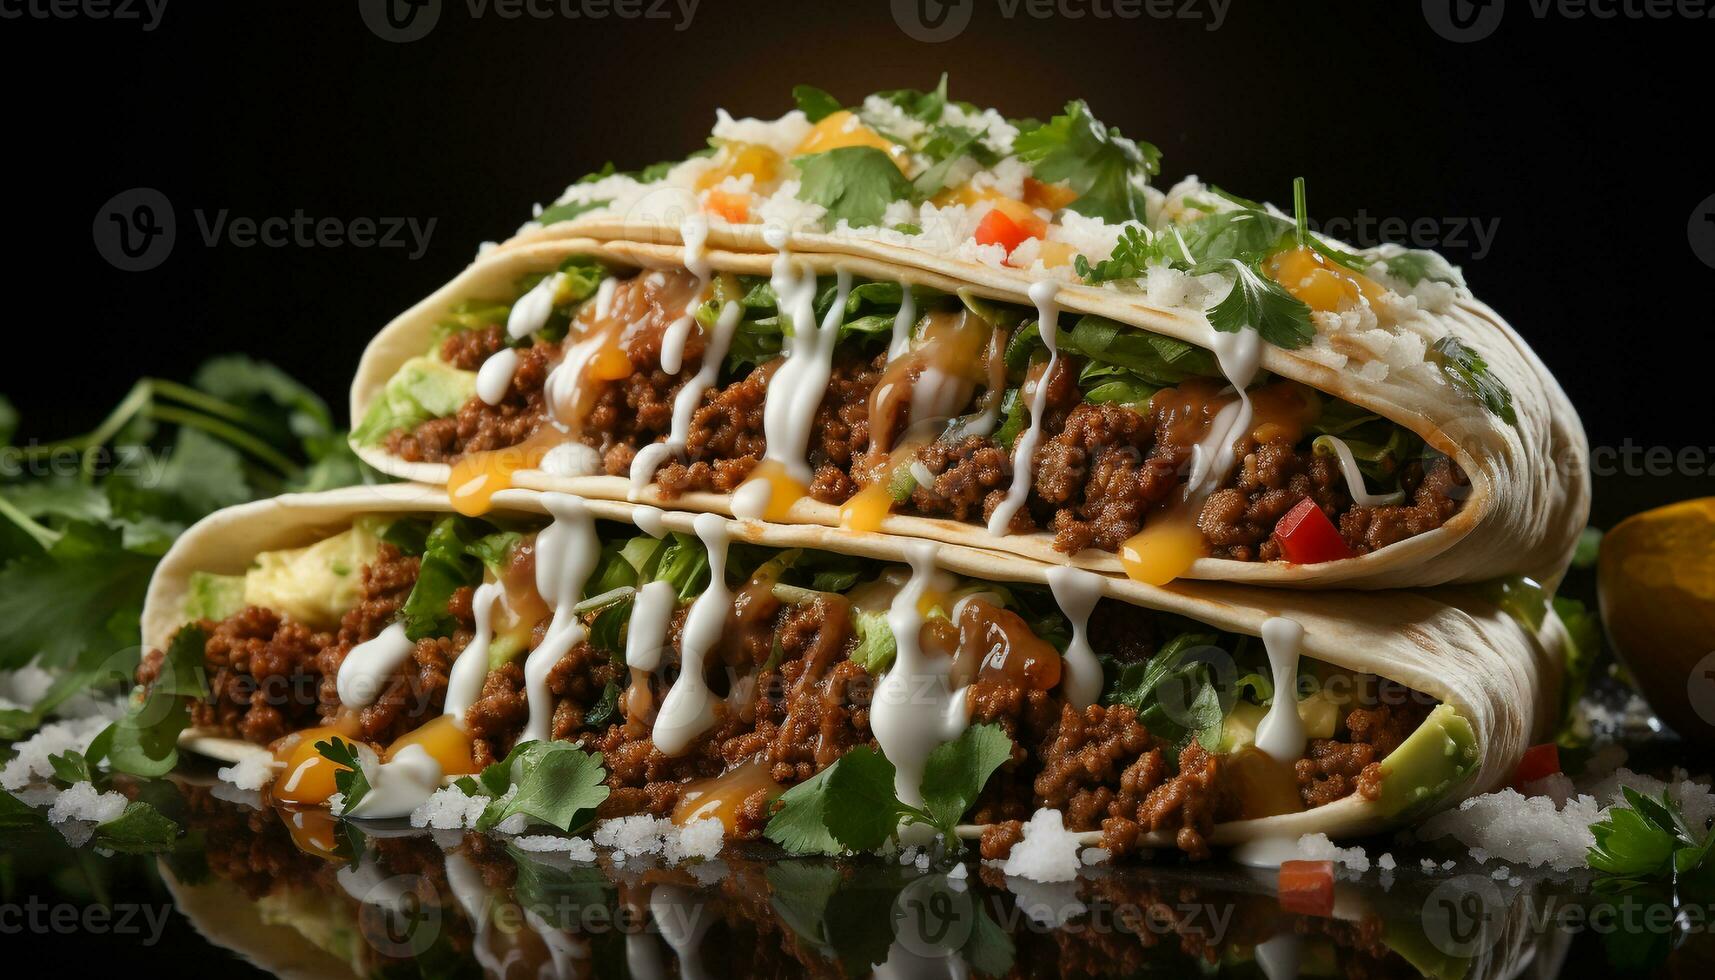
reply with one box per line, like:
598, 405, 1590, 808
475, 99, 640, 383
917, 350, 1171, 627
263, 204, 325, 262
152, 484, 1564, 846
350, 236, 1587, 591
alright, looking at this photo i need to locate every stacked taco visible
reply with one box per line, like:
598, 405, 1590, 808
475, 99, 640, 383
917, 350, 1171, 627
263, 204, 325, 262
143, 81, 1587, 868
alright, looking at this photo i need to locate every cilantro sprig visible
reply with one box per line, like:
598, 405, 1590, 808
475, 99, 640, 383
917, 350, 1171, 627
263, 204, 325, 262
765, 725, 1012, 856
1589, 787, 1715, 887
1014, 100, 1160, 223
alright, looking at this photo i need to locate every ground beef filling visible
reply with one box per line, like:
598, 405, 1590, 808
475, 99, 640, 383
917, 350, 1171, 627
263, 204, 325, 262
383, 283, 1464, 560
1296, 689, 1435, 808
139, 543, 470, 748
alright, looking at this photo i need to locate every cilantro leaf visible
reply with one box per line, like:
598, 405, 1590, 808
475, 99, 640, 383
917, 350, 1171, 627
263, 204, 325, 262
478, 742, 609, 833
1207, 260, 1316, 350
765, 765, 846, 856
792, 84, 842, 123
1014, 100, 1159, 222
1429, 336, 1517, 425
821, 747, 909, 852
315, 737, 371, 813
795, 147, 913, 229
90, 801, 182, 854
1589, 788, 1688, 880
95, 623, 208, 778
0, 521, 156, 670
1075, 224, 1165, 283
919, 724, 1012, 832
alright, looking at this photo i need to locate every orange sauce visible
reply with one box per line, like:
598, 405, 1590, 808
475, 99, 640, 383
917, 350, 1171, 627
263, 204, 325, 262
1265, 246, 1391, 318
270, 719, 362, 807
736, 459, 807, 522
1248, 381, 1322, 446
695, 141, 783, 192
448, 429, 562, 517
793, 111, 910, 171
384, 714, 479, 777
943, 598, 1062, 691
1120, 508, 1207, 587
672, 759, 784, 832
623, 666, 656, 734
495, 536, 552, 654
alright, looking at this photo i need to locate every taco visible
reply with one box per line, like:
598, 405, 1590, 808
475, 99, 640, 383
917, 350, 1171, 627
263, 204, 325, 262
141, 484, 1564, 863
351, 225, 1583, 589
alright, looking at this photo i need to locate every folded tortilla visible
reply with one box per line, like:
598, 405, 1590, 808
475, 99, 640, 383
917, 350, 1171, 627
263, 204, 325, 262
350, 236, 1587, 591
147, 484, 1565, 849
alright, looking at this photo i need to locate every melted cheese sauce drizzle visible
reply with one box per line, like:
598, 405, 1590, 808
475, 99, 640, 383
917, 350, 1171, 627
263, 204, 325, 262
1319, 434, 1406, 507
628, 299, 742, 496
652, 513, 730, 756
733, 228, 849, 520
336, 621, 413, 709
519, 493, 600, 744
1046, 566, 1106, 710
987, 281, 1061, 536
871, 542, 971, 816
1253, 617, 1308, 764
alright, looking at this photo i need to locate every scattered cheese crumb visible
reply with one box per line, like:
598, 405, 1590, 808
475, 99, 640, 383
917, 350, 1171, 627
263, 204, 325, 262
1001, 808, 1084, 883
47, 781, 127, 825
216, 753, 275, 792
1377, 853, 1396, 871
1295, 833, 1371, 873
0, 716, 111, 791
1080, 847, 1111, 866
410, 785, 491, 830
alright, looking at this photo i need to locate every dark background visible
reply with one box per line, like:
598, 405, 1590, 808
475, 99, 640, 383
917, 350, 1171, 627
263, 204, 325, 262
3, 0, 1711, 525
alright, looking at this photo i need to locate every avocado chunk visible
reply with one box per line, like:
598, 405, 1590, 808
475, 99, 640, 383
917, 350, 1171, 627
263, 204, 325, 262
1372, 703, 1480, 820
352, 355, 478, 445
182, 571, 245, 621
242, 524, 382, 630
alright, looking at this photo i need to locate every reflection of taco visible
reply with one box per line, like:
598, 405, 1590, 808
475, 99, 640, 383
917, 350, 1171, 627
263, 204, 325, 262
349, 221, 1584, 590
142, 485, 1563, 861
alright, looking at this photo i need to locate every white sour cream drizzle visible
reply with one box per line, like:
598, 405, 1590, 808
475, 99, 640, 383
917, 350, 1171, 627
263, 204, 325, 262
344, 743, 443, 820
1253, 617, 1308, 764
519, 493, 601, 744
1046, 566, 1106, 710
1185, 326, 1263, 497
336, 621, 414, 709
987, 281, 1061, 535
659, 213, 714, 376
652, 513, 730, 756
1319, 435, 1406, 507
507, 272, 566, 340
442, 581, 502, 719
445, 854, 509, 977
628, 300, 742, 497
733, 228, 851, 516
475, 347, 519, 406
871, 542, 972, 817
625, 580, 678, 673
887, 283, 916, 362
1254, 934, 1303, 980
632, 504, 668, 538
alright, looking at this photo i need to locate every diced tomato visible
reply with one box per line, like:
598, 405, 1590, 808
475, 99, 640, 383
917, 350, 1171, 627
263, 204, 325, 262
1278, 860, 1335, 917
974, 208, 1031, 255
1273, 497, 1355, 564
1512, 743, 1561, 790
704, 189, 750, 224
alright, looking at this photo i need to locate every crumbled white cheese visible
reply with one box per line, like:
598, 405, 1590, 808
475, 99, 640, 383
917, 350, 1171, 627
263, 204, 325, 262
1296, 833, 1372, 873
711, 108, 812, 157
216, 753, 276, 792
47, 781, 128, 826
410, 784, 491, 830
1, 716, 112, 791
1001, 808, 1084, 883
